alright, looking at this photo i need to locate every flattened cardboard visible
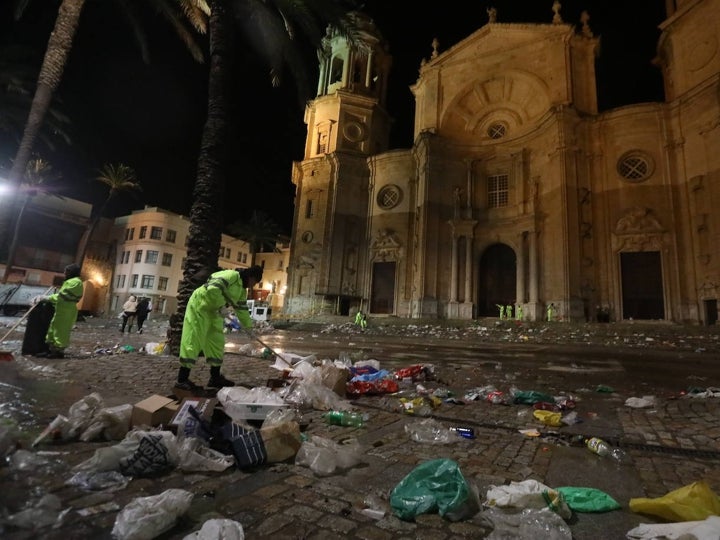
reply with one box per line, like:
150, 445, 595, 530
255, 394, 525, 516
131, 395, 178, 428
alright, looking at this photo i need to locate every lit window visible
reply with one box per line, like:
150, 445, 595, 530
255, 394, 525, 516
145, 250, 159, 264
488, 174, 509, 208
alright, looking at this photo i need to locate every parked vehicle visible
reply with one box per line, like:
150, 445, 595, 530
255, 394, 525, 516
0, 283, 54, 316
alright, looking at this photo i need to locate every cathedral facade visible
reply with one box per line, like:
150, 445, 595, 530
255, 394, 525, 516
285, 0, 720, 324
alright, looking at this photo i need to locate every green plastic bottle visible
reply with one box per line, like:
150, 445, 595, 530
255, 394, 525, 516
324, 410, 364, 427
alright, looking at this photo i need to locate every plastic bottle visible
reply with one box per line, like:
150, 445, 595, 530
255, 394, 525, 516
324, 411, 364, 427
586, 437, 626, 462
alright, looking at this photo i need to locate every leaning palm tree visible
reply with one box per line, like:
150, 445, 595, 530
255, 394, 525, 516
167, 0, 360, 352
74, 162, 142, 265
1, 158, 64, 283
227, 210, 282, 265
0, 0, 209, 259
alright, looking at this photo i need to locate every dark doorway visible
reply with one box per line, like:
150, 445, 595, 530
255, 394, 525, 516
370, 261, 396, 314
704, 299, 718, 326
339, 297, 350, 316
477, 243, 516, 317
620, 251, 665, 320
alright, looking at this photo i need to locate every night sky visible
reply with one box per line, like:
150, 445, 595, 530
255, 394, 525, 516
1, 1, 665, 235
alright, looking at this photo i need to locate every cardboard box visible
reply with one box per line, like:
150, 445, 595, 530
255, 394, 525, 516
222, 402, 289, 421
132, 395, 179, 428
169, 397, 218, 429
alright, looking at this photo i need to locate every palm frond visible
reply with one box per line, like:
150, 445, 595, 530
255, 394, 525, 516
150, 0, 207, 62
115, 0, 152, 64
176, 0, 209, 33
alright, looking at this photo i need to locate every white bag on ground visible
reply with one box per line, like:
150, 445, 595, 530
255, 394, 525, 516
112, 488, 193, 540
182, 518, 245, 540
626, 516, 720, 540
485, 479, 572, 520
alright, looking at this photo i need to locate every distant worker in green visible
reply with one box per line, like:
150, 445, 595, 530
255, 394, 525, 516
355, 310, 364, 326
496, 304, 505, 320
43, 263, 83, 359
175, 265, 263, 392
505, 303, 513, 320
515, 303, 524, 321
547, 302, 557, 322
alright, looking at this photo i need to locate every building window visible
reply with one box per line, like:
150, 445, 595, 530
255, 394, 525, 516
241, 253, 247, 264
377, 185, 402, 210
125, 227, 135, 241
617, 151, 653, 182
166, 229, 177, 243
487, 123, 507, 139
162, 253, 172, 266
150, 226, 163, 240
317, 131, 328, 154
305, 199, 315, 218
226, 248, 231, 259
131, 274, 139, 287
487, 174, 509, 208
139, 226, 147, 239
145, 250, 159, 264
236, 252, 243, 262
158, 277, 168, 291
277, 259, 284, 270
115, 274, 126, 288
141, 275, 155, 289
134, 250, 142, 263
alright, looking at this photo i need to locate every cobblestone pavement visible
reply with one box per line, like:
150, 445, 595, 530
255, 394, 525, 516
1, 316, 719, 539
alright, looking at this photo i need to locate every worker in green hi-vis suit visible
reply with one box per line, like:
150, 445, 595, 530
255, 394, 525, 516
43, 263, 83, 359
176, 265, 263, 392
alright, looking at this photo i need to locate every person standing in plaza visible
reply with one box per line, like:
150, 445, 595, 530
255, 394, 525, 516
41, 263, 83, 359
120, 294, 138, 333
135, 297, 151, 334
175, 265, 263, 392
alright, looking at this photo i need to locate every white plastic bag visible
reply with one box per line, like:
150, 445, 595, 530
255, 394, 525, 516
182, 518, 245, 540
485, 479, 572, 520
112, 488, 193, 540
295, 435, 362, 476
80, 403, 132, 441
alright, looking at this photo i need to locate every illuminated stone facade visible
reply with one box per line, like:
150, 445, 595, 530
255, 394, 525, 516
286, 1, 720, 324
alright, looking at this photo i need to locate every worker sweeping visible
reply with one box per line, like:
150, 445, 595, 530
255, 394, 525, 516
175, 265, 263, 392
41, 263, 83, 359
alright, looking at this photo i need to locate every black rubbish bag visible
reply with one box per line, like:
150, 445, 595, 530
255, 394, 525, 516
221, 422, 267, 468
22, 300, 54, 356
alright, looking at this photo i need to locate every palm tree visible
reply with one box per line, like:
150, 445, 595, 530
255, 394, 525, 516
74, 162, 141, 265
167, 0, 360, 352
228, 210, 282, 265
0, 0, 209, 260
1, 158, 64, 283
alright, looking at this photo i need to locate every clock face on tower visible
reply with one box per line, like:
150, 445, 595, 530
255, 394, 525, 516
343, 121, 368, 143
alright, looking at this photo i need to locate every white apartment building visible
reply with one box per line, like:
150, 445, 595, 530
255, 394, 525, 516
110, 206, 254, 315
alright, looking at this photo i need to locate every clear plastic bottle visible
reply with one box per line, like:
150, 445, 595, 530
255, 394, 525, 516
586, 437, 626, 462
324, 411, 364, 427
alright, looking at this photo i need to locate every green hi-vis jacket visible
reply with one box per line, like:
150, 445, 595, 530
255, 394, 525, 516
180, 269, 252, 361
46, 276, 83, 350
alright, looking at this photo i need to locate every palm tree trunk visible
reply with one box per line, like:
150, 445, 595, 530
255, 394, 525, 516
168, 0, 232, 354
0, 0, 86, 258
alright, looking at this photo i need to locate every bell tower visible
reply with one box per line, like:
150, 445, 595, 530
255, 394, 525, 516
287, 12, 392, 315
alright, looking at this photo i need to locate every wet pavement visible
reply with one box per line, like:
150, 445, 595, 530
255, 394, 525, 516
1, 315, 719, 539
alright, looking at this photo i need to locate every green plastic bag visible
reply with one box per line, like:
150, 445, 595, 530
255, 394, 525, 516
512, 390, 555, 404
390, 459, 471, 521
557, 487, 621, 512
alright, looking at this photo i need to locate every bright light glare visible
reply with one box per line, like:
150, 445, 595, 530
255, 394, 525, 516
0, 180, 12, 196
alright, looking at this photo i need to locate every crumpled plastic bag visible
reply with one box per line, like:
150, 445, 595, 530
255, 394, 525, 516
295, 435, 362, 476
481, 506, 572, 540
390, 458, 479, 521
624, 396, 655, 408
182, 518, 245, 540
485, 479, 572, 520
62, 393, 104, 440
73, 430, 178, 473
176, 437, 234, 472
626, 515, 720, 539
80, 403, 132, 441
629, 481, 720, 522
533, 410, 563, 427
556, 486, 621, 512
112, 488, 193, 540
5, 493, 70, 530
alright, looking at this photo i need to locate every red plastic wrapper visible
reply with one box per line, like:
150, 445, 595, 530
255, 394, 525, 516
532, 401, 560, 412
394, 365, 424, 381
347, 378, 400, 396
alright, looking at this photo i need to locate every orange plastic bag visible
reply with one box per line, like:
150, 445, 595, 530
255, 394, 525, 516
629, 481, 720, 522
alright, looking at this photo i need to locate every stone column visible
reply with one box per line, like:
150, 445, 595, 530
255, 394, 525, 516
529, 230, 538, 302
464, 236, 473, 302
450, 234, 458, 302
516, 232, 526, 303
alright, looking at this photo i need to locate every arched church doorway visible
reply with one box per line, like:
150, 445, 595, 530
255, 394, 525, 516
620, 251, 665, 319
370, 261, 396, 314
477, 243, 516, 317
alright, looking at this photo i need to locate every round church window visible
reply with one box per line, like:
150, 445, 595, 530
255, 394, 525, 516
617, 151, 653, 182
487, 123, 507, 139
377, 184, 402, 210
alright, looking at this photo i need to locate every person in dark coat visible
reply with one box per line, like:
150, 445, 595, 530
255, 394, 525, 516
135, 297, 151, 334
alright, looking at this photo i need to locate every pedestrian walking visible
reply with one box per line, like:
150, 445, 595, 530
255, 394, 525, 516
175, 265, 263, 392
38, 263, 83, 359
120, 295, 138, 333
135, 297, 151, 334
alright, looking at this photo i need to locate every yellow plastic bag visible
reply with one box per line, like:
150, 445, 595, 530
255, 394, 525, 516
533, 410, 562, 427
629, 481, 720, 522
